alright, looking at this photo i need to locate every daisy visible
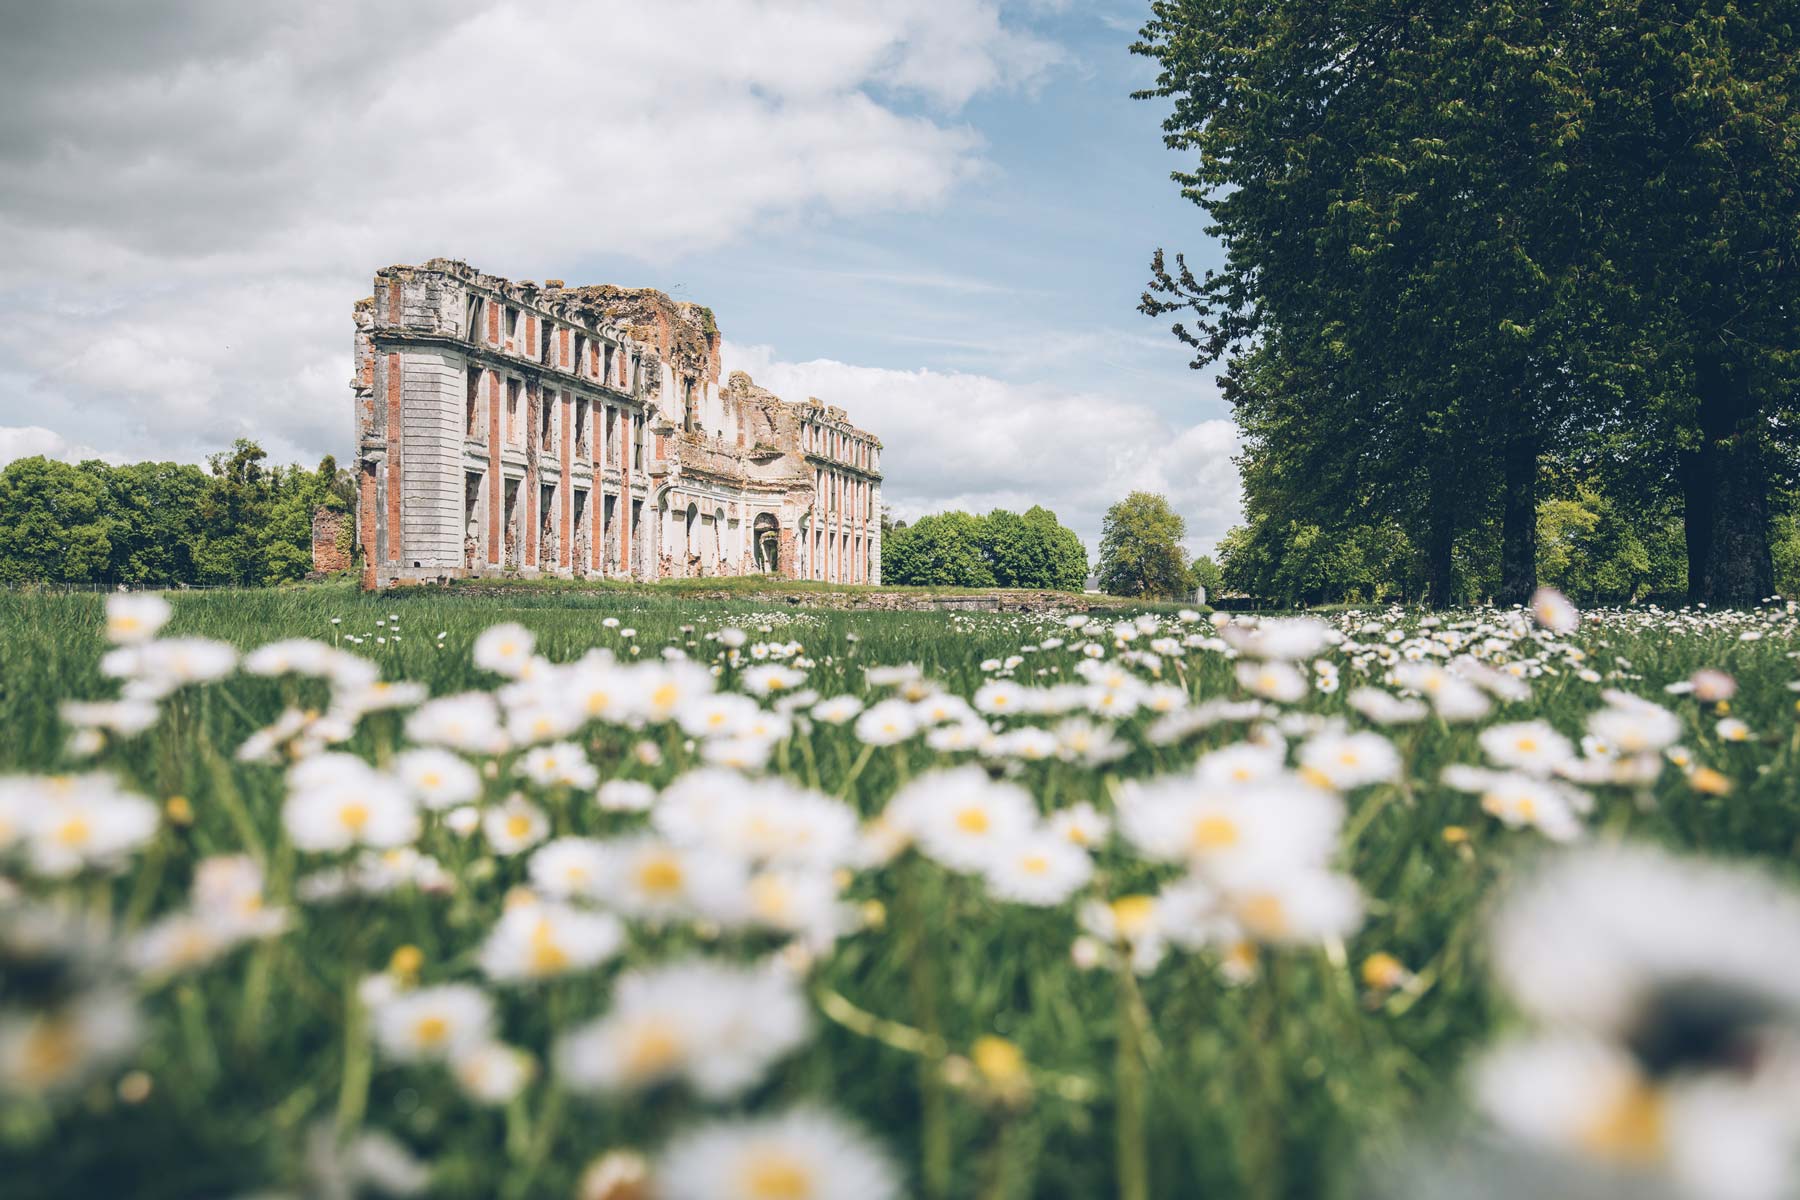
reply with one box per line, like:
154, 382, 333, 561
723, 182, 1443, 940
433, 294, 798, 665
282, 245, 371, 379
104, 593, 172, 645
588, 835, 748, 924
392, 748, 482, 810
282, 756, 419, 853
372, 983, 494, 1062
885, 768, 1037, 874
654, 1107, 898, 1200
972, 680, 1028, 716
0, 988, 141, 1095
405, 693, 508, 755
1047, 801, 1110, 849
810, 695, 863, 725
1235, 660, 1307, 703
451, 1041, 535, 1106
984, 832, 1093, 906
517, 742, 599, 789
1478, 720, 1577, 776
596, 779, 656, 812
1296, 730, 1401, 790
473, 623, 535, 676
527, 837, 609, 900
15, 774, 159, 877
853, 699, 919, 746
556, 960, 810, 1099
478, 900, 625, 983
1529, 586, 1579, 634
482, 795, 550, 855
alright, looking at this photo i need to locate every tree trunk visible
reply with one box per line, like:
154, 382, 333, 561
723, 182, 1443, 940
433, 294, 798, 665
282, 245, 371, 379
1497, 385, 1538, 605
1426, 457, 1457, 609
1686, 353, 1773, 606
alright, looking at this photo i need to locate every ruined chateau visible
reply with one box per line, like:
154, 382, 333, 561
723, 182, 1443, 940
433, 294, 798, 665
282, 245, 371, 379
347, 259, 881, 588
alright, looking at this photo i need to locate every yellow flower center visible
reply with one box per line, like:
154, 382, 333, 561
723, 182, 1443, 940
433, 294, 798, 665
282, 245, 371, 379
54, 815, 92, 847
585, 691, 611, 714
1111, 894, 1156, 939
1578, 1079, 1666, 1165
1238, 893, 1287, 938
972, 1035, 1026, 1084
338, 802, 371, 832
1191, 815, 1239, 850
505, 814, 534, 840
528, 919, 568, 973
414, 1015, 450, 1047
650, 683, 678, 710
744, 1152, 815, 1200
624, 1024, 683, 1078
636, 855, 684, 895
750, 875, 791, 920
955, 806, 990, 834
1019, 854, 1051, 876
19, 1017, 80, 1087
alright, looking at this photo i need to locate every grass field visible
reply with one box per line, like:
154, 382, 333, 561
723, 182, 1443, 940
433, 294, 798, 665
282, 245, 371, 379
1, 584, 1797, 1200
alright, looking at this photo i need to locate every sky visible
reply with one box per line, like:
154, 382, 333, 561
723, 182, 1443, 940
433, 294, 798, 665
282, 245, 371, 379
0, 0, 1238, 557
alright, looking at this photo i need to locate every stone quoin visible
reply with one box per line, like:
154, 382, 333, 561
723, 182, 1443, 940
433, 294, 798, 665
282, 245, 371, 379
341, 259, 882, 589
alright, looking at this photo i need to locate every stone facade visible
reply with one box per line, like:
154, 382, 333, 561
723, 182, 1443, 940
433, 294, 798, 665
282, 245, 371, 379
345, 259, 882, 589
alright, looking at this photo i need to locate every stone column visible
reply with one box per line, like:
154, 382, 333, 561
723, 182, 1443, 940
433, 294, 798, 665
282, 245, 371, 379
620, 411, 633, 579
559, 397, 573, 570
384, 353, 403, 564
486, 373, 502, 566
601, 402, 615, 575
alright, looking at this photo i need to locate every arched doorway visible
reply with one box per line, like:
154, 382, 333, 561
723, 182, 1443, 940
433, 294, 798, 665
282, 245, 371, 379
752, 512, 780, 574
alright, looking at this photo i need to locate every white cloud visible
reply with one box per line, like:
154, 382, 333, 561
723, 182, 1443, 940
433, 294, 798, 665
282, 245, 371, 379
724, 342, 1242, 555
0, 426, 126, 469
0, 0, 1059, 464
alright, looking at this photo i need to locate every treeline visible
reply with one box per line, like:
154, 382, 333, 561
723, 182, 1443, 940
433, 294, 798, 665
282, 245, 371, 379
884, 506, 1088, 591
1137, 2, 1800, 607
0, 440, 351, 588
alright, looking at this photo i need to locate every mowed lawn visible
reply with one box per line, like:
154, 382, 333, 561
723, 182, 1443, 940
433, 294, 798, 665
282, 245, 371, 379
0, 584, 1796, 1200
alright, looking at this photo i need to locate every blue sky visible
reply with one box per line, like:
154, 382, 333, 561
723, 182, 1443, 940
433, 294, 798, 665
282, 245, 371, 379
0, 0, 1240, 554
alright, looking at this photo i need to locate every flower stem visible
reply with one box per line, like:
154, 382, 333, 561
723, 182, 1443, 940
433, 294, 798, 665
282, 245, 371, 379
901, 859, 953, 1200
1115, 957, 1149, 1200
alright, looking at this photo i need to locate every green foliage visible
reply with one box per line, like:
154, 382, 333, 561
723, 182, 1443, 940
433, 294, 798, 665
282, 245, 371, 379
1188, 554, 1223, 597
883, 507, 1088, 590
1136, 0, 1800, 606
0, 457, 116, 584
0, 441, 348, 589
1098, 492, 1191, 599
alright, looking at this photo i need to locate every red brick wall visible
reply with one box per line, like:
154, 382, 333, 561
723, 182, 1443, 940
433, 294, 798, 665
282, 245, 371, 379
312, 508, 352, 573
